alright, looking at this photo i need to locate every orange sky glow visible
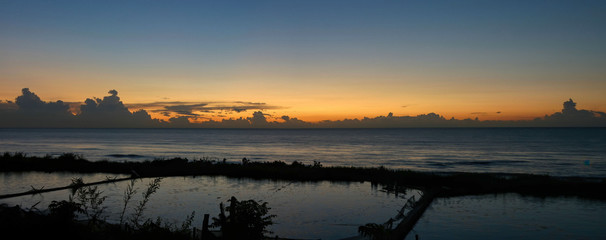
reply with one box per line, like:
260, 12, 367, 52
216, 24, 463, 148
1, 1, 605, 125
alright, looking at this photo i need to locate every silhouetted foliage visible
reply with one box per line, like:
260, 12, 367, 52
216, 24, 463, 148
129, 178, 162, 227
0, 176, 192, 240
72, 178, 108, 224
48, 200, 81, 222
358, 223, 390, 240
212, 196, 276, 240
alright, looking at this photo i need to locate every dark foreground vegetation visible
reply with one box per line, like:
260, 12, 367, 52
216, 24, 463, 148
0, 172, 276, 240
1, 152, 606, 240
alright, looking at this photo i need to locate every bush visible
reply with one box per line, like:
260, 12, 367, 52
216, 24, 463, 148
212, 196, 276, 240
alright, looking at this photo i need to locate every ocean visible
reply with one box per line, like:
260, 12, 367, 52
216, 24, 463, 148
1, 128, 605, 177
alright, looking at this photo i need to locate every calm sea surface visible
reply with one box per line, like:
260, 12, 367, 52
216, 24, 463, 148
1, 128, 605, 177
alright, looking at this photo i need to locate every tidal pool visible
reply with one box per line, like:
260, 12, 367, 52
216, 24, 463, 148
405, 193, 606, 240
1, 172, 417, 240
3, 172, 605, 239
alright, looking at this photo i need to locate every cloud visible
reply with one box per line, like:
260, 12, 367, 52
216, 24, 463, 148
1, 89, 605, 128
536, 98, 606, 127
0, 100, 18, 112
16, 88, 71, 114
76, 90, 160, 128
163, 103, 209, 116
168, 116, 194, 128
0, 88, 74, 127
248, 111, 269, 127
132, 101, 283, 117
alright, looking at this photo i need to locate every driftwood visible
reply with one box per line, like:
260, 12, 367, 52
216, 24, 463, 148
0, 176, 134, 200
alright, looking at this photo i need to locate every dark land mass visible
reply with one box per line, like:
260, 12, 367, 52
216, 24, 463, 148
2, 152, 605, 200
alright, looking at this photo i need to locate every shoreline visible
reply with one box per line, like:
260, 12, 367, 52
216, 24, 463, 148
2, 152, 605, 201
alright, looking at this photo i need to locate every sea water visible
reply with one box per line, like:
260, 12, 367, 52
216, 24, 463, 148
1, 128, 605, 177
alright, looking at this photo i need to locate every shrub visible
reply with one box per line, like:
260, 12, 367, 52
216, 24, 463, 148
212, 196, 276, 240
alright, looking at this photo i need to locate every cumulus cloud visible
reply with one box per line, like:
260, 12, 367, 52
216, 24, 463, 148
0, 88, 74, 127
536, 98, 606, 127
1, 89, 604, 128
0, 100, 18, 111
16, 88, 71, 114
168, 116, 194, 128
76, 90, 160, 128
0, 88, 162, 128
249, 111, 269, 127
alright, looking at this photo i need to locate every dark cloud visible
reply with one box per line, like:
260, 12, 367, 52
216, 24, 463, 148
163, 103, 209, 116
0, 88, 74, 127
1, 89, 604, 128
248, 111, 269, 127
0, 88, 162, 128
536, 99, 606, 127
0, 100, 18, 111
168, 116, 194, 128
77, 90, 160, 128
16, 88, 71, 114
128, 101, 282, 117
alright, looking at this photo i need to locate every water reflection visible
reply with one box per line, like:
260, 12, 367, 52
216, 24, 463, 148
4, 172, 604, 239
1, 172, 417, 240
406, 193, 606, 240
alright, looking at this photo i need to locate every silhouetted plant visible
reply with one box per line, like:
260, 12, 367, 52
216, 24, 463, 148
212, 196, 276, 240
179, 211, 196, 232
48, 199, 81, 222
120, 178, 138, 225
129, 177, 162, 227
69, 177, 85, 194
313, 161, 322, 168
33, 176, 198, 239
58, 152, 83, 161
72, 180, 108, 224
358, 223, 390, 240
291, 161, 304, 167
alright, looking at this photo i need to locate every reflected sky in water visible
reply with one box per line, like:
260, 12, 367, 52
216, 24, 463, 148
3, 172, 605, 239
406, 193, 606, 240
1, 172, 417, 239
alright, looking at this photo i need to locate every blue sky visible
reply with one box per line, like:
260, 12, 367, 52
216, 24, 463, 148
1, 0, 605, 122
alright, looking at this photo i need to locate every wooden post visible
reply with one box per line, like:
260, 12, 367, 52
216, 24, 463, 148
203, 214, 210, 233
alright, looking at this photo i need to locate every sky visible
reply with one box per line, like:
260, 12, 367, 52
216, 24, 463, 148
1, 0, 606, 125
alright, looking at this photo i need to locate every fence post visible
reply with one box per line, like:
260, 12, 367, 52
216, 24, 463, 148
202, 213, 210, 239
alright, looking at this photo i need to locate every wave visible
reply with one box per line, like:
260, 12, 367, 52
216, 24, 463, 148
105, 154, 147, 159
429, 160, 528, 167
